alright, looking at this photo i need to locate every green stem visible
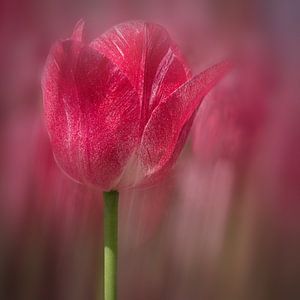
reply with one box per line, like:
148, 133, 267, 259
103, 190, 119, 300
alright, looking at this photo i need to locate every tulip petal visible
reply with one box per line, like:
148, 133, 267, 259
148, 48, 190, 116
139, 61, 230, 179
90, 21, 145, 94
42, 40, 140, 190
90, 21, 190, 128
71, 19, 85, 42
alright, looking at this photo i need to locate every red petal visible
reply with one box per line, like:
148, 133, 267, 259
90, 21, 190, 129
42, 40, 140, 190
139, 61, 231, 179
71, 19, 85, 42
148, 48, 189, 116
90, 21, 145, 94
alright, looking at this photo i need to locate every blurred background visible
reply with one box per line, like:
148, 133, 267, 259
1, 0, 300, 299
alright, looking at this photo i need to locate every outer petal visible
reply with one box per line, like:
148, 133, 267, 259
71, 19, 85, 42
90, 21, 190, 128
148, 48, 190, 114
42, 40, 140, 190
139, 61, 231, 180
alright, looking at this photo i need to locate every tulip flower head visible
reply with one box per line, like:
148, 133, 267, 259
42, 20, 229, 191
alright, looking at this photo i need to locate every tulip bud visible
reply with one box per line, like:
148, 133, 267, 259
42, 20, 229, 190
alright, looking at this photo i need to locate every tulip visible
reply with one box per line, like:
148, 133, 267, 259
192, 40, 272, 174
42, 20, 229, 300
42, 20, 229, 192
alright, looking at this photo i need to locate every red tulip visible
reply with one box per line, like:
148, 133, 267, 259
192, 40, 271, 170
42, 20, 229, 191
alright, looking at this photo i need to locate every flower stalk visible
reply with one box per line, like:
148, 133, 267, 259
103, 190, 119, 300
